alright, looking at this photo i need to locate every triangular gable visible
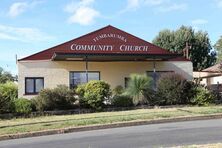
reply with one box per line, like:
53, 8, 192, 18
19, 25, 178, 61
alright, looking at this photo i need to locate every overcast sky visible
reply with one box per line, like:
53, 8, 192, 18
0, 0, 222, 74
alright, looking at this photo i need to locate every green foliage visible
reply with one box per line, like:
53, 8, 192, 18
0, 67, 15, 83
0, 82, 18, 113
125, 74, 152, 106
14, 98, 33, 114
77, 80, 111, 111
143, 88, 157, 106
156, 73, 193, 105
153, 26, 216, 70
214, 36, 222, 63
76, 84, 86, 97
174, 26, 194, 52
152, 29, 175, 52
191, 86, 215, 106
30, 99, 37, 111
181, 81, 198, 104
112, 95, 133, 107
112, 85, 124, 96
192, 31, 216, 70
76, 84, 87, 107
33, 85, 76, 111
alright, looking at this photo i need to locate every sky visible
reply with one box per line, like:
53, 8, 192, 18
0, 0, 222, 75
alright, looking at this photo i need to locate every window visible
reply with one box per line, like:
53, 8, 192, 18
25, 77, 44, 94
146, 71, 174, 89
147, 71, 174, 80
70, 72, 100, 88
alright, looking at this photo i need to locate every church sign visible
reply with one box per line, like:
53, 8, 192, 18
70, 33, 149, 53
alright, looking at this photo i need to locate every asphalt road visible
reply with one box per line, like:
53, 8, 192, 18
1, 119, 222, 148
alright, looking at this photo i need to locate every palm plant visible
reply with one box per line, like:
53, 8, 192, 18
125, 74, 152, 106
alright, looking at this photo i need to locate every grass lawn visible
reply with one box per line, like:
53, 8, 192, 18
1, 106, 222, 136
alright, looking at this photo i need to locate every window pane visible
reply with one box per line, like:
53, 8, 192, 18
88, 73, 99, 81
70, 72, 100, 87
74, 73, 87, 85
26, 79, 34, 93
35, 79, 44, 93
70, 73, 75, 88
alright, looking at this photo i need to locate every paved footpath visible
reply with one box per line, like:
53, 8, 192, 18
1, 119, 222, 148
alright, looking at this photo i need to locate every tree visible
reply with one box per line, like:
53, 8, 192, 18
152, 29, 175, 52
153, 26, 216, 71
0, 67, 15, 83
191, 31, 216, 70
214, 36, 222, 63
125, 74, 152, 106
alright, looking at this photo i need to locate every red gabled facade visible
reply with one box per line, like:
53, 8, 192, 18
19, 25, 187, 61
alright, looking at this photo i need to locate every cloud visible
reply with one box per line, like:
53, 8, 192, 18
157, 3, 187, 12
0, 32, 19, 40
64, 0, 100, 25
0, 24, 54, 42
119, 0, 140, 13
144, 0, 165, 6
215, 0, 222, 8
121, 0, 187, 13
191, 19, 208, 25
8, 2, 28, 17
8, 1, 43, 17
126, 0, 140, 10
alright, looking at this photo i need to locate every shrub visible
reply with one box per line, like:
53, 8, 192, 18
112, 85, 124, 96
76, 84, 86, 97
30, 99, 37, 111
181, 81, 199, 104
191, 86, 215, 106
77, 80, 111, 111
125, 74, 152, 106
156, 73, 192, 105
112, 95, 133, 107
76, 84, 87, 107
143, 88, 157, 105
33, 85, 76, 111
0, 82, 18, 113
14, 98, 33, 114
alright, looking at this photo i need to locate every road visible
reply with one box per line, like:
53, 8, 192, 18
1, 119, 222, 148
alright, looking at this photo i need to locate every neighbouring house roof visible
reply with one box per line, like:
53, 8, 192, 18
202, 63, 222, 73
19, 25, 188, 61
193, 71, 221, 79
193, 63, 222, 79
